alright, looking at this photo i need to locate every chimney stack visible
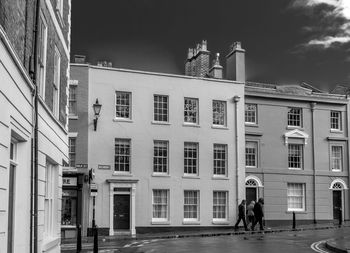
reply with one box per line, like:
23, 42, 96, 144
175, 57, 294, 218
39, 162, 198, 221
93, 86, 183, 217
184, 40, 210, 77
226, 42, 245, 82
209, 53, 223, 79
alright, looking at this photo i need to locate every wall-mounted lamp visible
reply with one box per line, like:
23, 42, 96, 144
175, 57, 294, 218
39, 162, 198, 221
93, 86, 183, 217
93, 99, 102, 131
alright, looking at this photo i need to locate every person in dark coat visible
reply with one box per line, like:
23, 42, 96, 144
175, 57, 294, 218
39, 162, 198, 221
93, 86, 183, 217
251, 198, 264, 231
234, 200, 248, 231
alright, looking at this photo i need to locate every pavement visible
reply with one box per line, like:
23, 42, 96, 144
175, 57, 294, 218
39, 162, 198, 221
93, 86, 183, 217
61, 221, 350, 252
325, 235, 350, 253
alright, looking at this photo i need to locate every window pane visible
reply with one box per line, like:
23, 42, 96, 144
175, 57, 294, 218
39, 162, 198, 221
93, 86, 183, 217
214, 144, 227, 175
184, 98, 198, 123
184, 142, 198, 174
213, 191, 227, 219
153, 141, 168, 173
116, 92, 131, 119
154, 95, 168, 122
245, 104, 257, 124
287, 183, 304, 211
288, 108, 302, 127
184, 190, 199, 219
213, 100, 226, 126
246, 141, 257, 167
331, 146, 342, 171
153, 190, 168, 219
288, 144, 303, 169
115, 139, 131, 172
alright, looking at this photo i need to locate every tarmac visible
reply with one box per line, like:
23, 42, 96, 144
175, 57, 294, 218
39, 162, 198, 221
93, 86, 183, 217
61, 221, 350, 252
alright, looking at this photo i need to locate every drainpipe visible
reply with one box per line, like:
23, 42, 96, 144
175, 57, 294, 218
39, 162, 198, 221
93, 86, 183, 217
233, 96, 241, 209
346, 96, 350, 221
310, 102, 317, 224
32, 0, 41, 252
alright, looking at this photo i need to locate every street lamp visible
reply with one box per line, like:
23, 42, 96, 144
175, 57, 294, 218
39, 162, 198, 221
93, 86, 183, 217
92, 99, 102, 131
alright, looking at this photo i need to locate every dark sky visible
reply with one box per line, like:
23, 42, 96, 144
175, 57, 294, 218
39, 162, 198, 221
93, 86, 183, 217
71, 0, 350, 91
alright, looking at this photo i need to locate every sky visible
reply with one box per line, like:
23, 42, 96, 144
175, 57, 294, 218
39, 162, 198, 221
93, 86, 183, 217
71, 0, 350, 91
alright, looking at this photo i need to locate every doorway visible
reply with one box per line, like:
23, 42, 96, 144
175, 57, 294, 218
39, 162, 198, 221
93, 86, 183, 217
246, 187, 257, 205
113, 194, 130, 229
332, 190, 342, 220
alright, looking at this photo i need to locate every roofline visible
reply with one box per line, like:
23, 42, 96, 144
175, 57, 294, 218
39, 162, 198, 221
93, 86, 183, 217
69, 63, 245, 85
245, 87, 349, 104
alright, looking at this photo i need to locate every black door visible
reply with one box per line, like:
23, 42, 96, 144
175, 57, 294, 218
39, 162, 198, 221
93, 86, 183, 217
333, 191, 342, 220
113, 195, 130, 229
246, 188, 257, 205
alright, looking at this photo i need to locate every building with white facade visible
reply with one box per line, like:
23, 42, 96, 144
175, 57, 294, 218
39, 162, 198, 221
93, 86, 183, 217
69, 42, 246, 236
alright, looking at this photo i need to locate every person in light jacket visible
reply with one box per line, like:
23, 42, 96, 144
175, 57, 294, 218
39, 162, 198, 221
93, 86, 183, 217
246, 200, 255, 228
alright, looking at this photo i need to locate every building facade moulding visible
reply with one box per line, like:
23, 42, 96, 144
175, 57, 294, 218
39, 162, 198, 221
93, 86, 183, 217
245, 175, 264, 187
284, 129, 309, 145
329, 178, 348, 190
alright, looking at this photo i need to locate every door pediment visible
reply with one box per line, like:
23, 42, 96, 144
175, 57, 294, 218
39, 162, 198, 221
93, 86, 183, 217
284, 129, 309, 145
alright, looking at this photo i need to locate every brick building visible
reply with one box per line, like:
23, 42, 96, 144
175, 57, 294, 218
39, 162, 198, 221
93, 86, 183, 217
0, 0, 71, 252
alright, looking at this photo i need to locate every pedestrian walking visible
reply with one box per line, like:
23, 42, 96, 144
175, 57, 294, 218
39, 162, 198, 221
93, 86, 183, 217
251, 198, 264, 231
234, 200, 248, 231
246, 200, 255, 229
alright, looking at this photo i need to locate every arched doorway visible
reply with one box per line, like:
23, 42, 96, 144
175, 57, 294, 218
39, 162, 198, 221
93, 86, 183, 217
329, 179, 348, 221
245, 176, 263, 205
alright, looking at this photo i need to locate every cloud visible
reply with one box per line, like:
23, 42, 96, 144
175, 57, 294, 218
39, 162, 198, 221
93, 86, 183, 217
291, 0, 350, 49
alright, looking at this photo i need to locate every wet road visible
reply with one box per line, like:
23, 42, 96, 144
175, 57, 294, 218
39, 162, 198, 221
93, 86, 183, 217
63, 227, 349, 253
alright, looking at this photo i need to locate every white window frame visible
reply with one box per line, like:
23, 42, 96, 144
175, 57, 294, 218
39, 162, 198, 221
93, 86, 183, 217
184, 97, 199, 124
246, 141, 258, 168
153, 140, 169, 174
287, 183, 305, 212
184, 190, 199, 221
114, 138, 131, 173
152, 189, 169, 222
245, 104, 257, 124
37, 12, 48, 99
213, 144, 227, 176
330, 145, 343, 172
153, 95, 169, 122
213, 191, 228, 221
184, 142, 198, 176
53, 46, 61, 118
288, 144, 303, 170
44, 162, 58, 240
68, 85, 77, 117
330, 111, 342, 131
212, 100, 226, 126
68, 137, 76, 168
115, 91, 132, 120
287, 107, 303, 127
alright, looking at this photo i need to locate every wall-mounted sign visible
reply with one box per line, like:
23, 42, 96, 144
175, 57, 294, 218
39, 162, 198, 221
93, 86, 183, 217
69, 79, 79, 85
76, 164, 88, 169
63, 177, 77, 186
98, 164, 111, 170
90, 183, 98, 197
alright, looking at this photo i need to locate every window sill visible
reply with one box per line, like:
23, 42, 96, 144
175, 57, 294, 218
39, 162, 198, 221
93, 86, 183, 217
286, 126, 304, 130
61, 225, 77, 229
42, 237, 60, 251
113, 118, 133, 123
211, 125, 228, 130
212, 220, 229, 225
182, 175, 200, 179
152, 173, 170, 177
286, 210, 306, 214
246, 166, 257, 169
212, 175, 229, 180
68, 115, 78, 120
183, 220, 200, 225
151, 121, 171, 126
331, 170, 342, 173
151, 221, 170, 225
112, 172, 133, 177
183, 123, 200, 128
245, 123, 258, 127
330, 129, 343, 134
288, 168, 303, 171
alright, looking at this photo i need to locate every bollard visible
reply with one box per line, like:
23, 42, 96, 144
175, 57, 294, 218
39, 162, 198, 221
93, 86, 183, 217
77, 224, 82, 252
93, 225, 98, 253
339, 208, 342, 227
292, 211, 296, 230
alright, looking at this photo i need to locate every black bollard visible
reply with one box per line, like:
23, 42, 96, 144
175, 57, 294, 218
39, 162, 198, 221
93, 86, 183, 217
292, 212, 296, 230
77, 224, 82, 252
93, 225, 98, 253
339, 208, 342, 227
